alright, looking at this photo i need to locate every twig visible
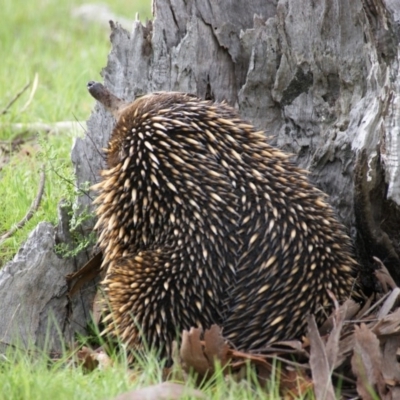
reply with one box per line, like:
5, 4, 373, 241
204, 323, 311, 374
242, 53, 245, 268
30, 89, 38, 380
268, 355, 357, 385
50, 166, 93, 200
0, 165, 46, 245
19, 73, 39, 113
0, 81, 31, 116
0, 121, 86, 134
0, 340, 22, 351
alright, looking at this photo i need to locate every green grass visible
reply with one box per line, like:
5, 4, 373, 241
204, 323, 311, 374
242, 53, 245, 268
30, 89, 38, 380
0, 0, 151, 124
0, 345, 289, 400
0, 0, 151, 264
0, 132, 73, 261
0, 352, 136, 400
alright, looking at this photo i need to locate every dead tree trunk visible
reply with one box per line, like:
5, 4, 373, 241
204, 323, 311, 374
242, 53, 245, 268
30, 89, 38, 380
1, 0, 400, 353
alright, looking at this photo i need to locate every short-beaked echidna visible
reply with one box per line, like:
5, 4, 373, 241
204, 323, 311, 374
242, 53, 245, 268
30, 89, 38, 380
87, 81, 359, 357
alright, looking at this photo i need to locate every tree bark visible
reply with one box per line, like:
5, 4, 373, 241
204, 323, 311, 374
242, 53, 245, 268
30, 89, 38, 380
1, 0, 400, 352
0, 204, 98, 354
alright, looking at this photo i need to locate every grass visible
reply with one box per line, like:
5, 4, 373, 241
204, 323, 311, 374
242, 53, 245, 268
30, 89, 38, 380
0, 352, 135, 400
0, 132, 73, 261
0, 344, 289, 400
0, 0, 151, 264
0, 0, 151, 124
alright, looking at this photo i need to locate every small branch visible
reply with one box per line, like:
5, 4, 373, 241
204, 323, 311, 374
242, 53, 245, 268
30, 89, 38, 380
0, 121, 86, 134
0, 165, 46, 245
50, 167, 93, 200
19, 73, 39, 114
0, 81, 31, 116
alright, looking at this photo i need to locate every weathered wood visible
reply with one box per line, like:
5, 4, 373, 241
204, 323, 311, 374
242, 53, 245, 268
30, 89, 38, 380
1, 0, 400, 352
0, 204, 98, 354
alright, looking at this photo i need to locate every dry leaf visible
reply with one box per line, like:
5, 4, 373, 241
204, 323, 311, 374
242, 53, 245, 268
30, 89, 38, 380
307, 315, 336, 400
77, 346, 99, 372
377, 288, 400, 319
180, 328, 210, 378
280, 367, 313, 399
94, 348, 113, 369
351, 323, 387, 400
336, 332, 355, 368
76, 346, 112, 372
372, 308, 400, 336
319, 298, 359, 335
112, 382, 208, 400
325, 300, 347, 369
381, 336, 400, 384
179, 325, 230, 381
203, 325, 229, 368
387, 386, 400, 400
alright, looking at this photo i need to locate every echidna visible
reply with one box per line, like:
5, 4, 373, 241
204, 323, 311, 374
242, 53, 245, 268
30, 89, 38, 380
88, 81, 359, 357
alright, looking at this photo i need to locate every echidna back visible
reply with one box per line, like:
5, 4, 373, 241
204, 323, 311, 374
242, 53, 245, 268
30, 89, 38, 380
91, 90, 359, 356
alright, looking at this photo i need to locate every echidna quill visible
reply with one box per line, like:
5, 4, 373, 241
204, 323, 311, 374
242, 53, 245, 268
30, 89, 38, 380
87, 81, 360, 358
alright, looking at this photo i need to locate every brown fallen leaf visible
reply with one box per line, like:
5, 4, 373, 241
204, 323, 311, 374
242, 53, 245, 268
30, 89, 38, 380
351, 323, 387, 400
203, 325, 229, 368
377, 288, 400, 319
374, 256, 398, 293
336, 332, 355, 369
76, 346, 112, 372
112, 382, 208, 400
325, 299, 348, 369
381, 335, 400, 384
307, 315, 336, 400
372, 308, 400, 336
179, 325, 231, 383
387, 386, 400, 400
319, 298, 360, 336
76, 346, 99, 372
180, 327, 211, 378
280, 367, 313, 400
